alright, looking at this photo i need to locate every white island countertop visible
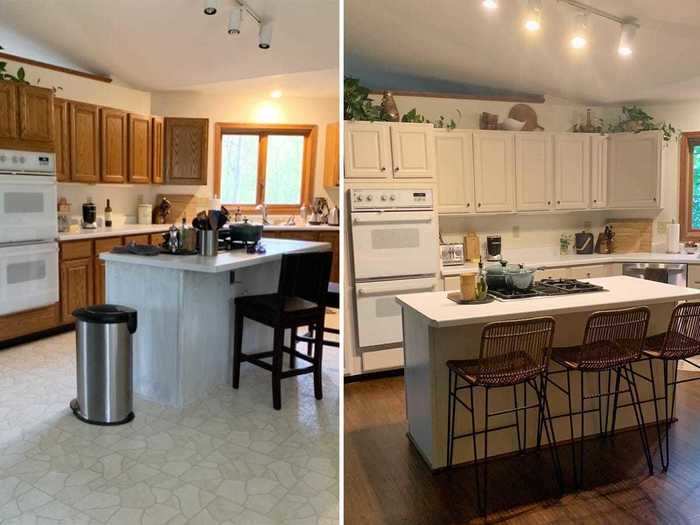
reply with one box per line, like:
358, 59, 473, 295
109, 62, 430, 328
101, 238, 329, 273
397, 276, 700, 328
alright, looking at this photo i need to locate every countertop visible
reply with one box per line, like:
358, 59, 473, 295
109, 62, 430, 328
100, 238, 330, 274
58, 223, 339, 241
396, 276, 700, 328
442, 252, 700, 276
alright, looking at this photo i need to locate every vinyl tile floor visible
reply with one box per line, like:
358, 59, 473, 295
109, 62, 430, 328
0, 314, 339, 525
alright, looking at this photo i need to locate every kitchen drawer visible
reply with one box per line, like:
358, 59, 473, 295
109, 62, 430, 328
275, 231, 320, 242
124, 234, 150, 245
687, 265, 700, 289
94, 236, 123, 255
150, 233, 165, 246
60, 240, 93, 261
535, 267, 570, 280
568, 264, 609, 279
0, 303, 61, 343
262, 231, 280, 238
361, 347, 404, 372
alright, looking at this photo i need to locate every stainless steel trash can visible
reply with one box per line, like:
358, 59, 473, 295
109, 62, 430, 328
70, 305, 137, 425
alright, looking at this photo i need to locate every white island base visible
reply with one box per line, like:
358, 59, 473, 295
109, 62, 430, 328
397, 276, 700, 471
102, 239, 329, 408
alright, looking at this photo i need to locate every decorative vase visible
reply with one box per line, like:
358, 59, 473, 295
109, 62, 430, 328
381, 92, 400, 122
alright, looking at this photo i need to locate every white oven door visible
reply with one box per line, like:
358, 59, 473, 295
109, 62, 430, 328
0, 241, 59, 315
355, 277, 437, 347
351, 210, 439, 279
0, 174, 58, 244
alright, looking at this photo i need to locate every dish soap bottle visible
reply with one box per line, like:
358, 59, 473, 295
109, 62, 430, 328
476, 257, 488, 300
104, 199, 112, 228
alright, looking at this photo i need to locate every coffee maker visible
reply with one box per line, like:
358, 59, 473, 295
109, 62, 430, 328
82, 198, 97, 229
486, 235, 502, 261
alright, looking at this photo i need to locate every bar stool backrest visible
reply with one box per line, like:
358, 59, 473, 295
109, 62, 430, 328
659, 301, 700, 359
578, 306, 650, 369
277, 251, 333, 309
476, 317, 556, 385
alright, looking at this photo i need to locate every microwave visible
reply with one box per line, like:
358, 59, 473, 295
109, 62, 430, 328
440, 243, 465, 266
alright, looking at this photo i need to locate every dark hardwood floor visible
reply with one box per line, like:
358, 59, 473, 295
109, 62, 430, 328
345, 372, 700, 525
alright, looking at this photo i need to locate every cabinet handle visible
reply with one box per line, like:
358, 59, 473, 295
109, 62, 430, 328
653, 197, 657, 202
547, 201, 551, 205
381, 167, 386, 172
593, 199, 597, 203
466, 203, 471, 208
394, 167, 399, 172
557, 200, 561, 204
477, 203, 481, 207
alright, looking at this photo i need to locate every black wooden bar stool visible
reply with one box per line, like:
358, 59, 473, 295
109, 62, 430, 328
446, 316, 562, 516
545, 307, 654, 488
297, 282, 340, 358
616, 301, 700, 471
232, 251, 332, 410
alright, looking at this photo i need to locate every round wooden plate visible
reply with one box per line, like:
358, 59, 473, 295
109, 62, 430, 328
509, 104, 543, 131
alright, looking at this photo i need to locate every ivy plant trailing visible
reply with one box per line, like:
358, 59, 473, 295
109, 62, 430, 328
0, 62, 29, 84
606, 105, 677, 142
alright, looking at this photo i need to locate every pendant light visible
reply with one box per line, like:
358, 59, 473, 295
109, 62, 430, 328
482, 0, 498, 10
618, 21, 637, 56
524, 0, 542, 32
570, 10, 589, 49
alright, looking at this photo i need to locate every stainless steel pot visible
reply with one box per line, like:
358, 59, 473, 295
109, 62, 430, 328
503, 264, 543, 291
485, 260, 510, 290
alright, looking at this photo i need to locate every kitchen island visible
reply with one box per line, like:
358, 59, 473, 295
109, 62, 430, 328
396, 276, 700, 470
101, 238, 329, 408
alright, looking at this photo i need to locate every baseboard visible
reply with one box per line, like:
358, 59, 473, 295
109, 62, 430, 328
0, 324, 74, 351
344, 368, 405, 383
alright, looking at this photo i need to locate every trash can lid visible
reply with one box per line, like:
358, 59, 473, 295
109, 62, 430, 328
73, 305, 137, 332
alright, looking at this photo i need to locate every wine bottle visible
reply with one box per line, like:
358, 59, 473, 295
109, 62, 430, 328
105, 199, 113, 227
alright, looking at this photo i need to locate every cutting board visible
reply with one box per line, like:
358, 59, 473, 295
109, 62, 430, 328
154, 194, 210, 224
464, 232, 481, 262
606, 218, 653, 253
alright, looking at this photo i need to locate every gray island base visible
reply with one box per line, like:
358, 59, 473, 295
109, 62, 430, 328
396, 276, 700, 470
101, 238, 330, 408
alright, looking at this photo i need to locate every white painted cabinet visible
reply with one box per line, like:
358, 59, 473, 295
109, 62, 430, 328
345, 122, 392, 179
515, 133, 553, 211
435, 130, 474, 213
554, 134, 590, 210
591, 135, 608, 209
568, 264, 610, 279
390, 124, 435, 179
473, 131, 515, 213
607, 131, 662, 209
345, 122, 434, 180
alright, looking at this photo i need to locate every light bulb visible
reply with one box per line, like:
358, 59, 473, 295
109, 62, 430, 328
570, 11, 589, 50
571, 35, 587, 49
524, 0, 542, 32
618, 21, 637, 57
271, 90, 282, 99
482, 0, 498, 10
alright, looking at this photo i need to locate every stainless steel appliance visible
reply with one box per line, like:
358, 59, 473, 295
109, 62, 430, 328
327, 205, 340, 226
575, 231, 595, 254
0, 149, 58, 316
82, 198, 97, 229
486, 235, 502, 261
622, 263, 687, 287
349, 188, 439, 348
440, 243, 465, 266
71, 305, 137, 425
490, 278, 607, 300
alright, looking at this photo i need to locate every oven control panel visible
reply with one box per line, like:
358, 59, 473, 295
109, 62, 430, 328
350, 188, 433, 210
0, 149, 55, 175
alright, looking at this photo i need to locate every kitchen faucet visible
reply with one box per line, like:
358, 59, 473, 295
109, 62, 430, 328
256, 203, 271, 225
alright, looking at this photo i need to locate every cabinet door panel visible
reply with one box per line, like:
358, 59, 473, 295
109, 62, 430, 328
0, 82, 18, 139
515, 133, 553, 211
554, 134, 589, 210
344, 123, 391, 179
151, 116, 164, 184
100, 108, 127, 183
164, 117, 208, 185
60, 258, 93, 323
390, 125, 434, 179
94, 237, 123, 305
128, 113, 151, 183
17, 85, 54, 142
608, 131, 661, 208
435, 130, 474, 213
70, 103, 100, 183
323, 122, 339, 187
473, 132, 514, 213
54, 99, 70, 182
591, 135, 608, 208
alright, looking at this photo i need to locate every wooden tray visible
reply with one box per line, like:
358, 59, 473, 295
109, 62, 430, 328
447, 292, 495, 305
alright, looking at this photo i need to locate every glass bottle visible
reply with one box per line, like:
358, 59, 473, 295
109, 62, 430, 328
476, 257, 488, 300
104, 199, 112, 227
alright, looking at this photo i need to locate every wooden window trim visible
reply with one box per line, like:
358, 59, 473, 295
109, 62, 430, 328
213, 123, 317, 215
680, 131, 700, 241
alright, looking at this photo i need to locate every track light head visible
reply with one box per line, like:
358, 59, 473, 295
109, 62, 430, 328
228, 7, 243, 35
258, 22, 272, 49
618, 21, 638, 57
570, 10, 589, 49
524, 0, 542, 32
203, 0, 217, 15
482, 0, 498, 9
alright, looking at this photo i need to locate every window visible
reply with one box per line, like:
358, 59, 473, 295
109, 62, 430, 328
680, 132, 700, 240
214, 123, 317, 214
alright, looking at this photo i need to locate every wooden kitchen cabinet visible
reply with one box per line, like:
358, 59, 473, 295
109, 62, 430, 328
473, 131, 515, 213
554, 134, 590, 210
319, 231, 340, 283
151, 116, 164, 184
69, 102, 100, 183
0, 82, 18, 139
17, 84, 54, 143
323, 122, 339, 187
515, 133, 553, 211
124, 234, 150, 245
128, 113, 151, 183
100, 108, 127, 183
94, 237, 123, 305
54, 98, 70, 181
591, 134, 608, 209
0, 304, 61, 344
607, 131, 662, 209
60, 240, 94, 324
344, 122, 392, 179
568, 264, 610, 279
390, 123, 434, 179
435, 130, 475, 214
164, 117, 208, 185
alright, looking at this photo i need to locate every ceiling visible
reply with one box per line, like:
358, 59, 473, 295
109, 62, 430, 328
345, 0, 700, 104
0, 0, 339, 93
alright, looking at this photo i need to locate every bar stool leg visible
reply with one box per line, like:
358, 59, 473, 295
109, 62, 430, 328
663, 360, 671, 471
446, 370, 456, 468
313, 317, 325, 400
307, 324, 313, 356
536, 374, 564, 492
578, 371, 585, 488
623, 365, 654, 475
610, 368, 622, 436
648, 359, 666, 470
289, 328, 297, 369
232, 309, 244, 389
272, 326, 284, 410
513, 385, 522, 453
597, 372, 603, 435
603, 370, 613, 438
474, 387, 489, 516
565, 369, 578, 487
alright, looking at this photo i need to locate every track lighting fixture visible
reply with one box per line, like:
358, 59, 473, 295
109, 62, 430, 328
258, 22, 273, 50
228, 7, 243, 35
482, 0, 498, 10
618, 21, 637, 56
203, 0, 217, 15
569, 10, 589, 49
524, 0, 542, 32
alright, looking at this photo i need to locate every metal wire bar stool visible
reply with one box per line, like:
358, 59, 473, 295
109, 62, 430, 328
613, 301, 700, 471
446, 317, 562, 516
545, 306, 653, 488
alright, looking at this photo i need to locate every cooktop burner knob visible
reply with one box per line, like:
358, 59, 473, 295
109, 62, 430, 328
380, 194, 387, 201
366, 194, 373, 201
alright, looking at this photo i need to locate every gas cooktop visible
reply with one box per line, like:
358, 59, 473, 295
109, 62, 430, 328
489, 279, 606, 300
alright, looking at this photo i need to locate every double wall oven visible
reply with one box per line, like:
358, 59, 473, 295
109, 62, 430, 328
0, 149, 58, 316
350, 188, 439, 350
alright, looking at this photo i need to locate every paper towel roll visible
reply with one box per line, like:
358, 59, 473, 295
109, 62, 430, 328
667, 222, 680, 253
